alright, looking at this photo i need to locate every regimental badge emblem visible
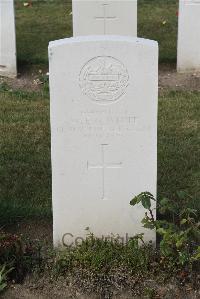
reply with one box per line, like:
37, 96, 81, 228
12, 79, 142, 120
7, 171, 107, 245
79, 56, 129, 103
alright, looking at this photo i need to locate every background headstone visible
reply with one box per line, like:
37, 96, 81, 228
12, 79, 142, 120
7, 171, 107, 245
0, 0, 17, 78
177, 0, 200, 72
49, 36, 158, 246
72, 0, 137, 36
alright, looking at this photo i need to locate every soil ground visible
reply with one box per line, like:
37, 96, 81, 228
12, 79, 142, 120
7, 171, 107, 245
1, 65, 200, 298
1, 64, 200, 94
2, 282, 200, 299
159, 64, 200, 93
2, 220, 199, 299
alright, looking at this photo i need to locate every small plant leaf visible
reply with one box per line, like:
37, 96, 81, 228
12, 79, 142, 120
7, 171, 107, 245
130, 196, 139, 206
141, 196, 151, 209
180, 219, 187, 225
157, 228, 166, 235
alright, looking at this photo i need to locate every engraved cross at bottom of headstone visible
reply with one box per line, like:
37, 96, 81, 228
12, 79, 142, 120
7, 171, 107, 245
95, 3, 116, 34
87, 144, 122, 201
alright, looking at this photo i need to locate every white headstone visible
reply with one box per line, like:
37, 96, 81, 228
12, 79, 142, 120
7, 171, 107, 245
0, 0, 17, 78
72, 0, 137, 36
177, 0, 200, 72
49, 36, 158, 246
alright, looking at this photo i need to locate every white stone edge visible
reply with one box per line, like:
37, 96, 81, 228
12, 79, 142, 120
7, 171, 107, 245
72, 0, 137, 2
48, 35, 158, 50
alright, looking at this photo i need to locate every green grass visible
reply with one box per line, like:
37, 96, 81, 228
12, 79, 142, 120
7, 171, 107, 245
15, 0, 178, 68
54, 235, 156, 275
0, 89, 51, 223
16, 0, 72, 67
0, 89, 199, 224
138, 0, 178, 63
158, 91, 200, 209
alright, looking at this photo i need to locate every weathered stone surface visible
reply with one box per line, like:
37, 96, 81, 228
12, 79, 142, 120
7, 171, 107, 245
72, 0, 137, 36
0, 0, 17, 78
49, 36, 158, 246
177, 0, 200, 72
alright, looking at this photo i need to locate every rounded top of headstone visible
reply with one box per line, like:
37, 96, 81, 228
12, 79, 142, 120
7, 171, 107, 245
49, 36, 158, 49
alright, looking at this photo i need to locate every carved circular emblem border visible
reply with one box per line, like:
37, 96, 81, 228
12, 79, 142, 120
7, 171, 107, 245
79, 56, 129, 103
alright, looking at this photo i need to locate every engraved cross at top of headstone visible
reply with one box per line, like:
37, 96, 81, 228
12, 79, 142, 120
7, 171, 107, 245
87, 144, 122, 200
95, 3, 117, 34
